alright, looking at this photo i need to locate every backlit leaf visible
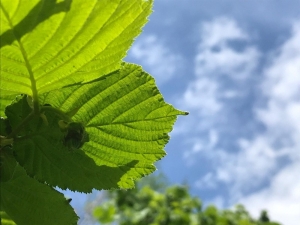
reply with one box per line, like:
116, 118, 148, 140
6, 96, 138, 192
0, 165, 78, 225
41, 63, 187, 189
0, 0, 152, 96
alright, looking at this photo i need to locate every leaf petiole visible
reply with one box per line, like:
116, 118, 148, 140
0, 136, 13, 148
41, 106, 72, 122
7, 111, 35, 139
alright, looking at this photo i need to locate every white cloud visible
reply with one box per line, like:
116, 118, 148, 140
196, 17, 260, 80
200, 17, 248, 48
195, 47, 259, 79
194, 137, 281, 196
234, 22, 300, 224
238, 163, 300, 225
213, 137, 282, 196
179, 17, 259, 161
181, 17, 259, 118
193, 20, 300, 224
182, 78, 222, 116
256, 22, 300, 152
195, 172, 217, 189
177, 18, 300, 225
129, 35, 182, 84
183, 129, 219, 165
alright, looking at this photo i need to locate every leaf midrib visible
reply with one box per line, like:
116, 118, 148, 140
0, 2, 38, 101
86, 114, 177, 127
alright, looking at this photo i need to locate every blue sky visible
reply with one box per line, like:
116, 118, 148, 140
69, 1, 300, 224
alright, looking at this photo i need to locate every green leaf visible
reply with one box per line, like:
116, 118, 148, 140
4, 95, 28, 136
0, 116, 10, 135
6, 95, 138, 192
0, 0, 153, 97
93, 203, 116, 224
5, 64, 185, 192
0, 165, 78, 225
0, 146, 17, 182
0, 211, 16, 225
41, 63, 186, 189
0, 95, 15, 117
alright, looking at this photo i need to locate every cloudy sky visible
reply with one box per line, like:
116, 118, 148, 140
71, 1, 300, 224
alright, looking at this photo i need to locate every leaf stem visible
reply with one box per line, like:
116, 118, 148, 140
7, 112, 35, 139
41, 106, 72, 122
0, 136, 13, 147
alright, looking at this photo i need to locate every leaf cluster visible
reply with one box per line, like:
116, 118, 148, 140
0, 0, 185, 224
93, 183, 281, 225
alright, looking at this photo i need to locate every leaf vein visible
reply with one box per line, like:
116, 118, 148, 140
0, 54, 24, 64
37, 1, 144, 90
1, 74, 31, 88
27, 4, 68, 59
33, 1, 100, 75
10, 0, 21, 21
85, 80, 144, 125
0, 2, 39, 100
87, 115, 176, 127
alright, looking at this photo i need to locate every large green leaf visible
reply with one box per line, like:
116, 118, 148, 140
0, 165, 78, 225
41, 63, 187, 189
5, 64, 185, 192
6, 95, 138, 192
0, 0, 152, 97
6, 63, 185, 192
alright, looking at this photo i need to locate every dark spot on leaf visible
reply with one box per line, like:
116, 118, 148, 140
63, 122, 89, 150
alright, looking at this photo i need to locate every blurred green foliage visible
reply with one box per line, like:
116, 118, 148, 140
93, 175, 281, 225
